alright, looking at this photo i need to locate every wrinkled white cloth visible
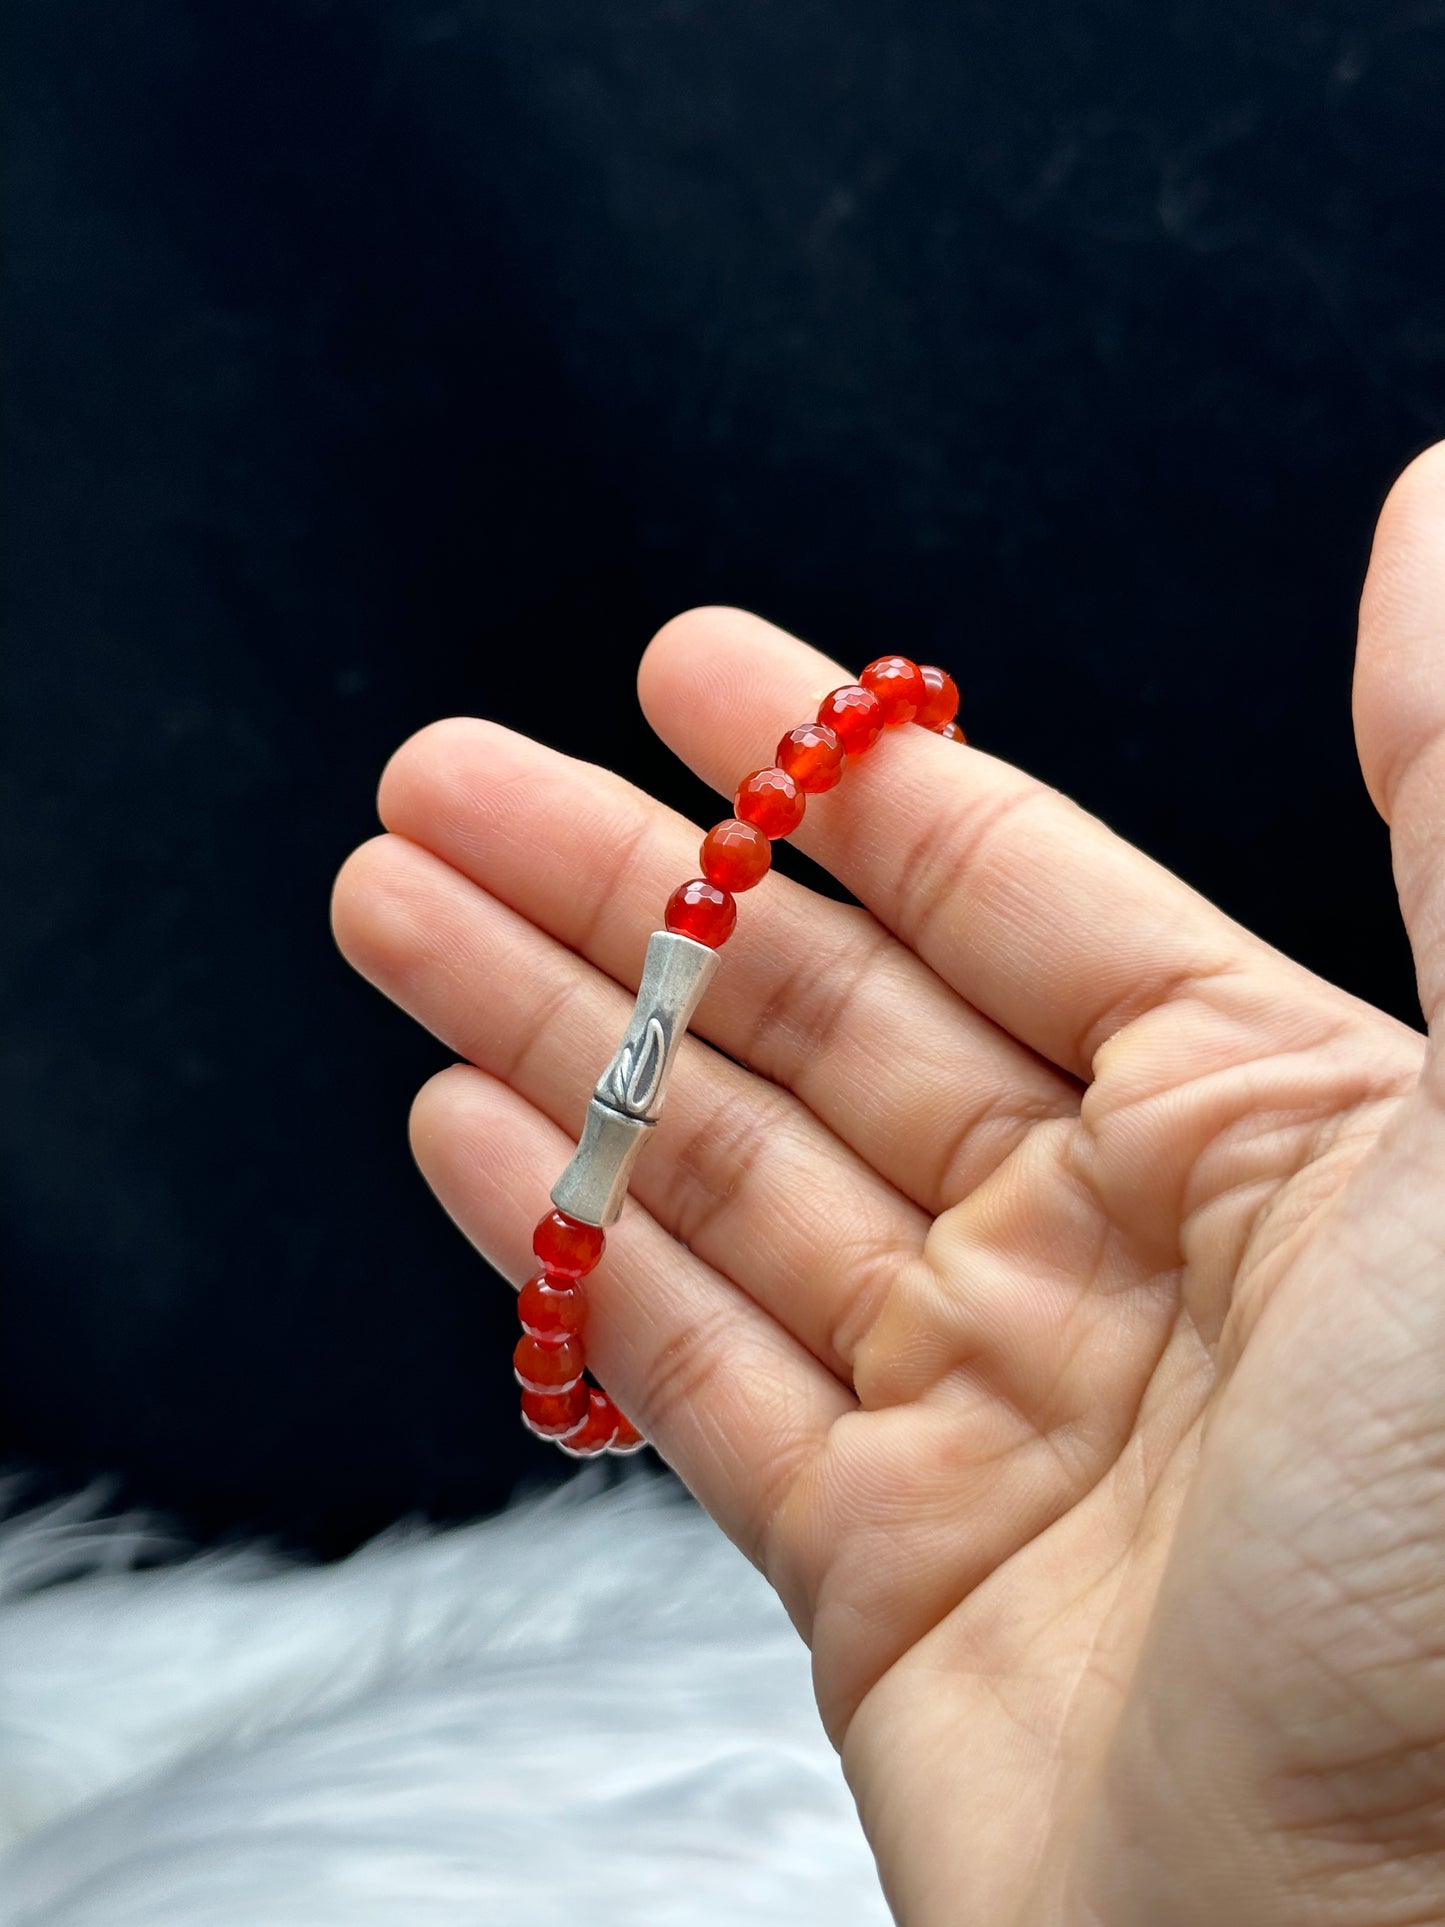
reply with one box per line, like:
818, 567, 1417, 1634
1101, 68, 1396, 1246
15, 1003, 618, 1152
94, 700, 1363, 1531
0, 1469, 889, 1926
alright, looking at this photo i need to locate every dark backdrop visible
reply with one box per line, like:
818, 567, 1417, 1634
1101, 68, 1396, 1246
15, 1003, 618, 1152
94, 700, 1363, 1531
5, 0, 1440, 1555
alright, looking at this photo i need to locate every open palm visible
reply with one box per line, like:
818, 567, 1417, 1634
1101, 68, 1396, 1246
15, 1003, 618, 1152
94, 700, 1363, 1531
333, 449, 1445, 1924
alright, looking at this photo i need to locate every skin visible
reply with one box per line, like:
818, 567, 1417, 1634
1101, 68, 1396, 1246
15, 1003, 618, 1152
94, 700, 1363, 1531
331, 444, 1445, 1924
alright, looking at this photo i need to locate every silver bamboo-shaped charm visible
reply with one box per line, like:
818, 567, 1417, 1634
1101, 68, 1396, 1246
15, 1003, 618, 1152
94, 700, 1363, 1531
550, 930, 720, 1228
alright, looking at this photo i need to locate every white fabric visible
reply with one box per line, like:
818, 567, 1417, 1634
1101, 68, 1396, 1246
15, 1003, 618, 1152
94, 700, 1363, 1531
0, 1470, 889, 1926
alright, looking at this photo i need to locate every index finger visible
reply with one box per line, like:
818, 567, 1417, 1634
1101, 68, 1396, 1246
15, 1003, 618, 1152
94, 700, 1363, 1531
638, 606, 1391, 1082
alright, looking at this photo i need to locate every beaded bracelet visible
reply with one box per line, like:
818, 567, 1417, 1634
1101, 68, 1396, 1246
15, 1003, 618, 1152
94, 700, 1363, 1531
514, 655, 964, 1457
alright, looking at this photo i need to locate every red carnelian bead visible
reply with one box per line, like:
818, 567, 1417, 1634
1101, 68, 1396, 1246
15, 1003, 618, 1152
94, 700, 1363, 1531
701, 818, 771, 893
734, 768, 805, 838
775, 723, 844, 794
607, 1406, 646, 1455
861, 655, 926, 726
556, 1386, 621, 1457
533, 1209, 605, 1279
665, 877, 737, 948
916, 665, 960, 731
817, 684, 883, 756
518, 1273, 586, 1340
520, 1381, 590, 1438
514, 1331, 586, 1393
937, 720, 967, 743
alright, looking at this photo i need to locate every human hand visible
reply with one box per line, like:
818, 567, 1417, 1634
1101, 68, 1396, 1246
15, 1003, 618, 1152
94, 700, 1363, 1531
331, 446, 1445, 1924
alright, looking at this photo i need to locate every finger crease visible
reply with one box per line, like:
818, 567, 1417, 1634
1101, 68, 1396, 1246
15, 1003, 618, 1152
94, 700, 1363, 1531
931, 1084, 1082, 1209
640, 1300, 738, 1438
1074, 955, 1248, 1076
664, 1077, 797, 1256
743, 913, 894, 1084
828, 1238, 913, 1374
572, 808, 656, 960
898, 782, 1058, 964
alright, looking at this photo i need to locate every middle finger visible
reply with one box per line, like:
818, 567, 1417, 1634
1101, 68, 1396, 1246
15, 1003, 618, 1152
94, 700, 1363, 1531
375, 717, 1079, 1216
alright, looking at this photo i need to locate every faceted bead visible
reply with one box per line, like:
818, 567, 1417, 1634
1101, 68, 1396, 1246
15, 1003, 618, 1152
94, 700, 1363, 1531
518, 1273, 586, 1340
514, 1331, 586, 1393
607, 1407, 647, 1455
936, 720, 967, 743
532, 1209, 605, 1279
775, 723, 844, 794
916, 665, 960, 731
701, 818, 772, 893
734, 767, 805, 838
555, 1386, 621, 1457
665, 877, 737, 948
861, 655, 926, 726
817, 684, 883, 757
520, 1380, 590, 1438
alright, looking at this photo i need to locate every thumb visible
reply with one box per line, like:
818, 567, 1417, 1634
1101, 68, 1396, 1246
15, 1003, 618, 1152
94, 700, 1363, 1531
1355, 440, 1445, 1030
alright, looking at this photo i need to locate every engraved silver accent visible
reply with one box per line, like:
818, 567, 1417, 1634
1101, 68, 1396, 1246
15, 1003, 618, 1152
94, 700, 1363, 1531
610, 1014, 667, 1115
550, 930, 720, 1227
595, 931, 720, 1125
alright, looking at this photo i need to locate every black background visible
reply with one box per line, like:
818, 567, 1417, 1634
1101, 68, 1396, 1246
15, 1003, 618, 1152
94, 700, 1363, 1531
5, 0, 1440, 1556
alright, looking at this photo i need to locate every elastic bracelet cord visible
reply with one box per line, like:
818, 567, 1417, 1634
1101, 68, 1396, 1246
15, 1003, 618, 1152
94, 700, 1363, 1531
513, 655, 964, 1456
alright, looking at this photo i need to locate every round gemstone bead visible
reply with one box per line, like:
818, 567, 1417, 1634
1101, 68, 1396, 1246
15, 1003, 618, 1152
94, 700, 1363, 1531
701, 818, 771, 893
607, 1408, 646, 1455
532, 1209, 605, 1279
775, 723, 843, 793
936, 720, 967, 743
518, 1273, 586, 1340
514, 1331, 585, 1393
555, 1386, 621, 1457
665, 877, 737, 948
861, 655, 926, 726
520, 1381, 590, 1438
916, 665, 960, 731
734, 767, 805, 838
817, 684, 883, 757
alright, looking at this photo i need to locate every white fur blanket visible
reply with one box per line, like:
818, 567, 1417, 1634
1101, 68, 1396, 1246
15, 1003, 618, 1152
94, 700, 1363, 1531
0, 1470, 888, 1925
